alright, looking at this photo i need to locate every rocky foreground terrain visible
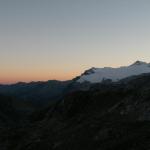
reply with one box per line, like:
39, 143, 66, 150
0, 74, 150, 150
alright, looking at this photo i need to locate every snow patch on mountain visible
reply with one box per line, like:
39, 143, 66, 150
77, 61, 150, 83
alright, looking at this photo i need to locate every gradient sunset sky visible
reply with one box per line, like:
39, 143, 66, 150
1, 0, 150, 83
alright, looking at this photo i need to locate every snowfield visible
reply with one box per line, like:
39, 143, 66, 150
77, 61, 150, 83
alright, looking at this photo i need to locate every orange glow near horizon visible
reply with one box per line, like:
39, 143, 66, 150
1, 1, 150, 84
0, 76, 72, 84
0, 70, 81, 84
0, 61, 148, 84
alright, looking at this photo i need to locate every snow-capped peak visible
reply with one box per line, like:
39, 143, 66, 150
77, 61, 150, 83
131, 60, 147, 66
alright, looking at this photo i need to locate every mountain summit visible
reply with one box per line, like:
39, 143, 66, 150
131, 60, 147, 66
77, 61, 150, 83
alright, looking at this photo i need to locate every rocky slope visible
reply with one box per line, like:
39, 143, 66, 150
0, 73, 150, 150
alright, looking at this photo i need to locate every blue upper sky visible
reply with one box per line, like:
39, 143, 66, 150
0, 0, 150, 83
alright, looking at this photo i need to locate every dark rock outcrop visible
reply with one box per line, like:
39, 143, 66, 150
1, 74, 150, 149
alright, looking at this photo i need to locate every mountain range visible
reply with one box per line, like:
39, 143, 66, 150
1, 60, 150, 96
0, 61, 150, 150
0, 71, 150, 150
0, 61, 150, 113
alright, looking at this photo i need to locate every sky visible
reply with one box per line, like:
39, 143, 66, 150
0, 0, 150, 83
